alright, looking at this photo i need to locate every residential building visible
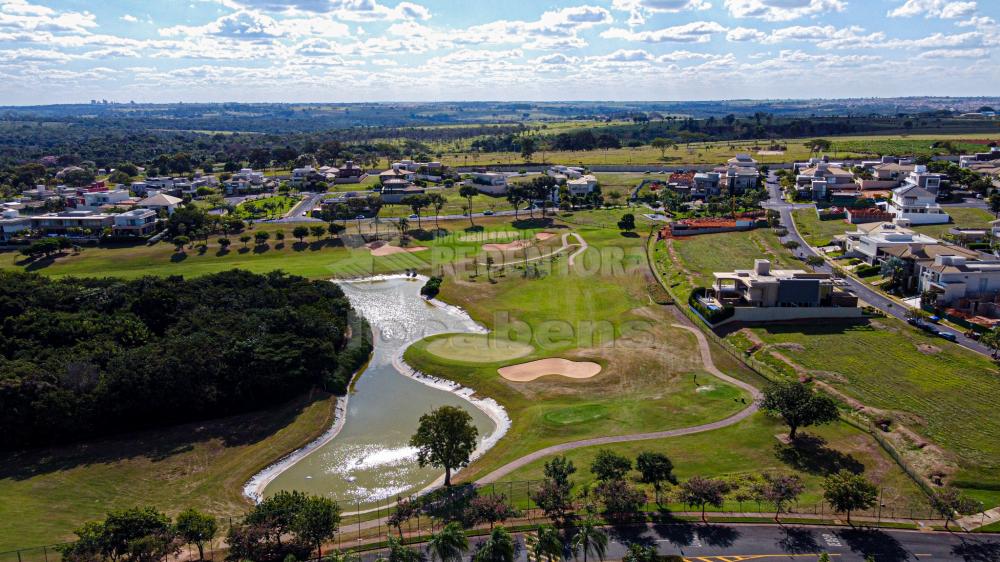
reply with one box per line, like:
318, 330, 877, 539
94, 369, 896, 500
720, 166, 759, 194
31, 210, 114, 236
795, 162, 856, 201
112, 209, 158, 236
878, 243, 991, 297
548, 165, 585, 180
566, 174, 599, 196
80, 188, 131, 209
960, 147, 1000, 168
466, 172, 508, 195
378, 180, 425, 203
883, 183, 950, 225
705, 259, 861, 323
727, 154, 757, 167
902, 165, 945, 194
0, 209, 30, 241
137, 193, 183, 215
233, 168, 265, 185
335, 161, 365, 183
857, 157, 916, 190
692, 172, 721, 197
379, 168, 416, 184
842, 221, 940, 264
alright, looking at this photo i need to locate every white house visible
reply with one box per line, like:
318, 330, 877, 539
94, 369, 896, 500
112, 209, 158, 236
566, 174, 599, 196
920, 255, 1000, 304
233, 168, 265, 185
466, 172, 508, 195
843, 222, 940, 264
548, 165, 585, 180
901, 165, 945, 193
82, 189, 131, 208
137, 193, 183, 216
0, 209, 31, 241
884, 184, 950, 225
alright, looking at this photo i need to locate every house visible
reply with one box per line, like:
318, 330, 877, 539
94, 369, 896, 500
719, 166, 759, 195
960, 147, 1000, 168
392, 160, 442, 181
727, 154, 757, 167
857, 158, 916, 190
112, 209, 158, 236
548, 165, 585, 180
137, 193, 183, 216
883, 184, 950, 225
30, 210, 114, 236
379, 168, 416, 184
0, 209, 31, 241
232, 168, 265, 185
901, 165, 945, 193
566, 174, 599, 196
878, 243, 992, 297
466, 172, 508, 195
704, 259, 861, 323
795, 162, 856, 201
80, 188, 131, 209
335, 161, 364, 183
378, 181, 425, 204
842, 222, 940, 264
693, 172, 721, 197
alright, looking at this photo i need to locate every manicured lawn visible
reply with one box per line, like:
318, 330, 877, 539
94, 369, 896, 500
792, 208, 852, 248
0, 392, 338, 551
233, 194, 299, 220
498, 413, 929, 515
912, 206, 996, 239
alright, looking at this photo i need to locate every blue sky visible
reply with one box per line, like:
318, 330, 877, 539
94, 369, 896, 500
0, 0, 998, 104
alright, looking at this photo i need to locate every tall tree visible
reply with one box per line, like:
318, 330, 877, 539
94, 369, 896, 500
525, 525, 563, 562
427, 522, 469, 562
636, 452, 677, 504
176, 508, 218, 561
292, 496, 341, 558
428, 192, 447, 231
459, 184, 479, 227
760, 381, 839, 440
474, 526, 516, 562
677, 476, 731, 523
590, 449, 631, 482
822, 470, 878, 527
570, 519, 608, 562
757, 473, 804, 523
410, 406, 479, 486
929, 487, 980, 531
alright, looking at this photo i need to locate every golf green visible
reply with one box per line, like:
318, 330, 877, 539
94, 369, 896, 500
425, 333, 534, 363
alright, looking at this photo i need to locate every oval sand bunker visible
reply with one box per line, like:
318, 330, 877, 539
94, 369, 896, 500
498, 358, 602, 382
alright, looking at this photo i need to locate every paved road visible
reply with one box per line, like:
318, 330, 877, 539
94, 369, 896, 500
475, 322, 761, 484
761, 173, 991, 357
350, 523, 1000, 562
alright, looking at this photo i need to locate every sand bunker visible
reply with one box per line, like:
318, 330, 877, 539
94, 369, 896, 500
498, 358, 602, 382
483, 232, 556, 252
426, 334, 534, 363
367, 241, 428, 256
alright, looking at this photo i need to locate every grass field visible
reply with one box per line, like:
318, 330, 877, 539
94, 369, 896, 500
424, 333, 534, 363
232, 194, 299, 220
912, 206, 996, 239
498, 413, 928, 514
792, 209, 852, 248
652, 226, 1000, 509
0, 392, 338, 550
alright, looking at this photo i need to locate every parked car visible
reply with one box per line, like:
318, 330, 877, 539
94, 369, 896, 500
483, 210, 495, 216
906, 317, 921, 327
408, 214, 419, 219
938, 332, 957, 342
920, 323, 938, 334
928, 315, 941, 324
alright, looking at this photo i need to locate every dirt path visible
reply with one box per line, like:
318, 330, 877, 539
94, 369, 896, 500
475, 322, 761, 484
566, 232, 587, 267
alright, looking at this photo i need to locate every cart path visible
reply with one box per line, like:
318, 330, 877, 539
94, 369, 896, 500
475, 322, 761, 484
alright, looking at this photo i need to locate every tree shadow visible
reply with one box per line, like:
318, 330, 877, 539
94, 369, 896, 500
0, 390, 333, 481
275, 242, 285, 250
697, 524, 740, 547
197, 245, 208, 256
409, 229, 437, 242
650, 522, 697, 547
292, 241, 308, 251
512, 218, 555, 229
607, 525, 656, 548
253, 244, 270, 254
620, 232, 640, 238
216, 248, 230, 257
170, 252, 188, 262
777, 527, 820, 554
775, 434, 865, 476
836, 528, 910, 562
237, 246, 250, 254
23, 256, 58, 271
464, 225, 485, 233
951, 537, 1000, 561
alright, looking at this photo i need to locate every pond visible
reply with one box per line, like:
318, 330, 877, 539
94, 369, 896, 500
251, 276, 502, 509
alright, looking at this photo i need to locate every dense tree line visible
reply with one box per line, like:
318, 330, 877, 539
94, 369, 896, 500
0, 269, 371, 449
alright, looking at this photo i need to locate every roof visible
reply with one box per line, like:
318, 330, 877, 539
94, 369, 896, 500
893, 184, 935, 199
881, 243, 982, 261
800, 165, 853, 178
138, 193, 182, 206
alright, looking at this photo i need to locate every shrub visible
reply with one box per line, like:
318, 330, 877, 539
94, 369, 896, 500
689, 287, 734, 324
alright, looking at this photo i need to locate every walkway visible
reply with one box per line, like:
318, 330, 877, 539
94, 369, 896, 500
476, 322, 760, 484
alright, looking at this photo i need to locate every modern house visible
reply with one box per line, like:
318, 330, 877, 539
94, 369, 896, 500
693, 172, 721, 197
378, 181, 425, 204
566, 174, 599, 196
112, 209, 158, 236
960, 147, 1000, 168
883, 184, 950, 225
902, 165, 945, 193
0, 209, 31, 241
877, 244, 996, 300
79, 188, 132, 209
466, 172, 508, 195
795, 162, 856, 201
704, 259, 861, 323
548, 165, 586, 180
842, 222, 940, 264
30, 211, 114, 236
379, 168, 416, 184
137, 193, 182, 216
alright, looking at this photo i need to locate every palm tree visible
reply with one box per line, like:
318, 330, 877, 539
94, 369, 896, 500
396, 217, 410, 246
474, 526, 515, 562
428, 193, 446, 232
571, 520, 608, 562
427, 522, 469, 562
526, 525, 563, 562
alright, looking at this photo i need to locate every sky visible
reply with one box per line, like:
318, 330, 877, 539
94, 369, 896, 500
0, 0, 999, 104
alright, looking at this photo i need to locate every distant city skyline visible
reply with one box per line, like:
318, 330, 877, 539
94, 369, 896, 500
0, 0, 998, 104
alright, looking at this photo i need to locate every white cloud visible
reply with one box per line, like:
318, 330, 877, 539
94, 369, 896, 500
222, 0, 431, 20
120, 14, 139, 23
601, 20, 727, 43
726, 26, 766, 41
611, 0, 712, 26
888, 0, 977, 19
724, 0, 846, 22
917, 47, 990, 58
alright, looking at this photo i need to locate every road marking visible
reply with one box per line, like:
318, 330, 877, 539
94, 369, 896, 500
679, 556, 841, 562
822, 533, 843, 547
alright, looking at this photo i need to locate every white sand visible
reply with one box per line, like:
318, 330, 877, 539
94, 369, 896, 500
498, 358, 602, 382
367, 241, 428, 256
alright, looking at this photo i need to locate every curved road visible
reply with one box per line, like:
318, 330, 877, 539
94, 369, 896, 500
476, 323, 761, 484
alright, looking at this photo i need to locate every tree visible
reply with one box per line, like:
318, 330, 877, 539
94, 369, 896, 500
292, 496, 341, 558
520, 137, 537, 162
459, 184, 479, 227
466, 494, 517, 529
475, 526, 516, 562
636, 452, 677, 504
880, 256, 907, 291
217, 237, 231, 251
622, 544, 657, 562
531, 456, 577, 526
239, 234, 252, 248
254, 231, 270, 245
822, 470, 878, 526
275, 230, 285, 244
617, 213, 636, 234
61, 506, 178, 562
293, 225, 309, 242
980, 328, 1000, 359
760, 380, 839, 440
428, 193, 447, 231
388, 497, 421, 538
525, 525, 562, 562
246, 490, 309, 545
590, 449, 631, 482
386, 534, 424, 562
570, 519, 608, 562
328, 222, 346, 239
594, 479, 647, 522
929, 487, 980, 531
397, 216, 410, 245
758, 473, 804, 522
677, 476, 731, 522
989, 192, 1000, 217
402, 194, 431, 229
409, 406, 479, 487
506, 187, 525, 221
173, 235, 190, 252
176, 508, 218, 560
310, 225, 326, 241
651, 138, 670, 158
806, 255, 825, 267
427, 522, 469, 562
782, 240, 800, 250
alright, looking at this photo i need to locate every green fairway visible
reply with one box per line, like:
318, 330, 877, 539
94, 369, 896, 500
499, 413, 929, 514
424, 333, 535, 363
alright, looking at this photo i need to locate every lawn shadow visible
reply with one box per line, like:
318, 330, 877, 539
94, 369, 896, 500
170, 252, 188, 262
512, 218, 555, 229
775, 434, 865, 476
0, 390, 334, 481
836, 528, 909, 562
464, 225, 485, 233
22, 256, 58, 271
275, 242, 285, 250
